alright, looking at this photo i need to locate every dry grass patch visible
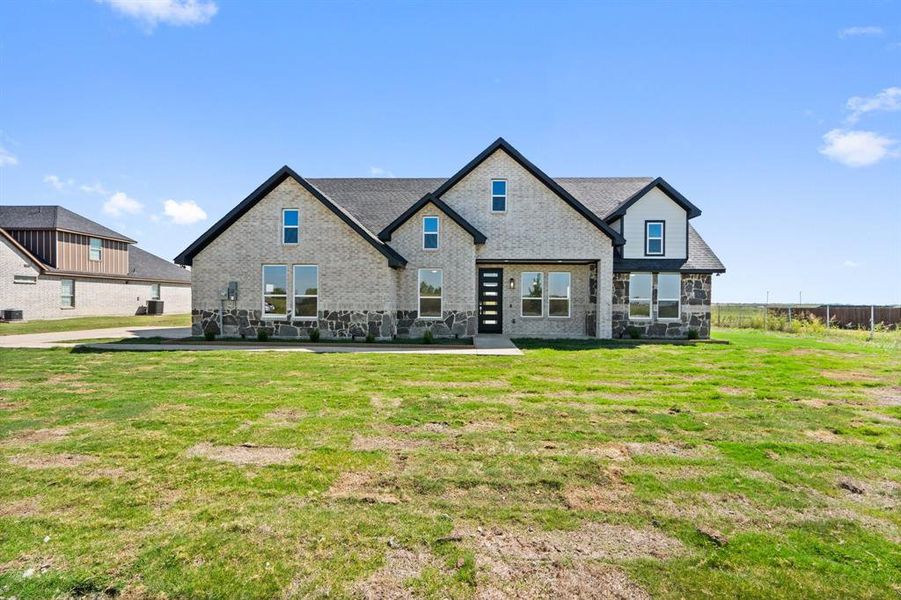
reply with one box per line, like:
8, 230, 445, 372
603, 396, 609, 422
624, 442, 717, 458
351, 434, 434, 452
264, 408, 305, 424
370, 394, 402, 410
0, 380, 22, 391
804, 429, 852, 444
838, 478, 899, 510
0, 400, 24, 410
718, 386, 746, 396
820, 370, 881, 383
0, 496, 42, 518
476, 562, 650, 600
353, 547, 446, 599
562, 483, 636, 513
326, 471, 402, 505
2, 426, 72, 446
8, 453, 95, 469
185, 442, 297, 466
865, 386, 900, 407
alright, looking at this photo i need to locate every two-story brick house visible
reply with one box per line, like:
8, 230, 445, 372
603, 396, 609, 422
176, 138, 724, 339
1, 206, 191, 320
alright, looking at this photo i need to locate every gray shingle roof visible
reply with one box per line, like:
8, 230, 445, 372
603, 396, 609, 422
0, 205, 136, 243
613, 225, 725, 273
127, 245, 192, 283
554, 177, 656, 220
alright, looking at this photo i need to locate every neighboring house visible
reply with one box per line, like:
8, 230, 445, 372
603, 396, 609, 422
176, 138, 724, 340
0, 206, 191, 320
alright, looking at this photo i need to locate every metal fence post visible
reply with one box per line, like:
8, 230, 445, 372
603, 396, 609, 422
788, 306, 792, 325
870, 305, 875, 339
826, 305, 830, 329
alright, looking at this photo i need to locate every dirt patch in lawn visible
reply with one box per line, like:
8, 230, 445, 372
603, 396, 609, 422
577, 444, 631, 462
804, 429, 852, 444
0, 380, 22, 391
718, 386, 746, 396
326, 471, 402, 505
624, 442, 716, 458
837, 478, 899, 510
353, 547, 445, 599
0, 497, 42, 518
3, 426, 72, 446
820, 370, 881, 383
352, 434, 434, 452
0, 401, 24, 410
370, 394, 402, 410
264, 408, 305, 424
563, 480, 637, 513
185, 442, 297, 466
866, 387, 900, 407
477, 562, 650, 600
9, 453, 95, 469
405, 379, 509, 389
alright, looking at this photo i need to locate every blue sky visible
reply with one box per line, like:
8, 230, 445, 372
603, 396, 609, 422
1, 0, 899, 304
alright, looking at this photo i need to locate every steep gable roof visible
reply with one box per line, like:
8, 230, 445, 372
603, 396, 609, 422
174, 166, 407, 268
603, 177, 702, 221
378, 193, 487, 244
0, 205, 136, 243
431, 138, 626, 245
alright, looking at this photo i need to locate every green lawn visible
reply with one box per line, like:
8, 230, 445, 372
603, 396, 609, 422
0, 329, 898, 599
0, 314, 191, 336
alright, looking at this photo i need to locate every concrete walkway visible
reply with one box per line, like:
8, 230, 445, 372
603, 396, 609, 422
0, 326, 191, 349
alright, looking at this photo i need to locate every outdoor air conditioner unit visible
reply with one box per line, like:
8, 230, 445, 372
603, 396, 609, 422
1, 309, 24, 321
146, 300, 164, 315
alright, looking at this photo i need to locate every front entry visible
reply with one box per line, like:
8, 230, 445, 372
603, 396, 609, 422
478, 268, 503, 333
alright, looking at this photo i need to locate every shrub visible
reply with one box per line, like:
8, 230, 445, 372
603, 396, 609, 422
686, 328, 699, 340
256, 329, 269, 342
626, 326, 642, 340
365, 332, 375, 343
422, 330, 434, 344
204, 330, 217, 341
309, 328, 321, 343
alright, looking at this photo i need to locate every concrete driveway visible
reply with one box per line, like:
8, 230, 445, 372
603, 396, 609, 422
0, 326, 192, 349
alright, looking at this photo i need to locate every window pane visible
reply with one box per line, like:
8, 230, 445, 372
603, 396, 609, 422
492, 180, 506, 196
647, 239, 662, 254
521, 272, 542, 299
629, 273, 652, 299
294, 296, 318, 318
264, 296, 286, 315
263, 265, 287, 295
424, 233, 438, 249
629, 301, 650, 318
151, 284, 160, 300
548, 272, 570, 299
283, 210, 299, 227
647, 222, 662, 238
419, 270, 442, 296
423, 217, 439, 233
492, 196, 506, 212
293, 266, 318, 296
549, 298, 570, 317
522, 298, 542, 317
658, 300, 679, 319
657, 273, 680, 300
61, 279, 73, 295
283, 228, 298, 244
420, 297, 441, 317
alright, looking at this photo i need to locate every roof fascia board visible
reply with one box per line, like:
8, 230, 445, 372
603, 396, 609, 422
378, 193, 487, 244
604, 177, 702, 222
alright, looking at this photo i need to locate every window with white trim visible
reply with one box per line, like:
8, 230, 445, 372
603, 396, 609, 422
628, 273, 652, 319
150, 283, 161, 300
423, 216, 439, 250
13, 275, 37, 285
262, 265, 287, 317
645, 221, 664, 256
657, 273, 681, 320
282, 209, 299, 244
548, 272, 571, 318
60, 279, 75, 308
89, 238, 102, 261
491, 179, 507, 212
418, 269, 443, 318
521, 271, 543, 317
293, 265, 319, 319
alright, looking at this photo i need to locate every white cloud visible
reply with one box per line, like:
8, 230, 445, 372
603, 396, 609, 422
103, 191, 144, 217
838, 26, 884, 39
162, 199, 207, 225
842, 260, 861, 268
845, 86, 901, 123
0, 145, 18, 167
819, 129, 898, 167
97, 0, 218, 28
80, 182, 109, 195
44, 175, 74, 191
369, 166, 395, 178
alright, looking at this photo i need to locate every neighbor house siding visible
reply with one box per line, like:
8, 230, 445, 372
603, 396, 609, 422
55, 232, 129, 275
621, 188, 687, 259
6, 229, 56, 266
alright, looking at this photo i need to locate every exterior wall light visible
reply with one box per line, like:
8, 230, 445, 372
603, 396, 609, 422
509, 277, 515, 290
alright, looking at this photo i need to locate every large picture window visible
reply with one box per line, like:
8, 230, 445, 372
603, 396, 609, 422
521, 271, 543, 317
262, 265, 287, 317
60, 279, 75, 308
491, 179, 507, 212
423, 216, 439, 250
645, 221, 664, 256
89, 238, 102, 261
283, 209, 299, 244
293, 265, 319, 319
628, 273, 652, 319
548, 272, 571, 318
657, 273, 681, 320
418, 269, 443, 318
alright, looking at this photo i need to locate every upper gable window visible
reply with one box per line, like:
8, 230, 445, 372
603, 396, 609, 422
283, 209, 299, 244
645, 221, 664, 256
423, 216, 439, 250
491, 180, 507, 213
89, 238, 102, 261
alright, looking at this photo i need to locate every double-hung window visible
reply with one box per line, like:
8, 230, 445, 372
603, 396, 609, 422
521, 272, 543, 317
491, 179, 507, 212
657, 273, 681, 320
60, 279, 75, 308
282, 209, 299, 244
89, 238, 102, 261
293, 265, 319, 319
418, 269, 443, 318
645, 221, 664, 256
548, 272, 571, 318
423, 216, 439, 250
628, 273, 652, 319
262, 265, 287, 317
150, 283, 161, 300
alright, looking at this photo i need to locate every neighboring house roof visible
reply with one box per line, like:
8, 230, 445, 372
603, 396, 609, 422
614, 225, 725, 273
378, 193, 487, 244
0, 205, 136, 243
0, 227, 49, 269
174, 166, 407, 268
127, 246, 192, 283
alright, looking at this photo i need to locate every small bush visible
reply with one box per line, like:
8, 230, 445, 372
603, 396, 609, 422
626, 326, 642, 340
365, 332, 375, 343
309, 328, 321, 343
204, 330, 217, 341
422, 330, 434, 344
256, 329, 269, 342
686, 328, 699, 340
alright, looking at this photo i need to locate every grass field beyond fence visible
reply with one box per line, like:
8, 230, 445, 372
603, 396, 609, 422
0, 329, 899, 598
714, 303, 900, 333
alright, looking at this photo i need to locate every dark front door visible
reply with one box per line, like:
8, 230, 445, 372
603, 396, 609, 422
478, 268, 503, 333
